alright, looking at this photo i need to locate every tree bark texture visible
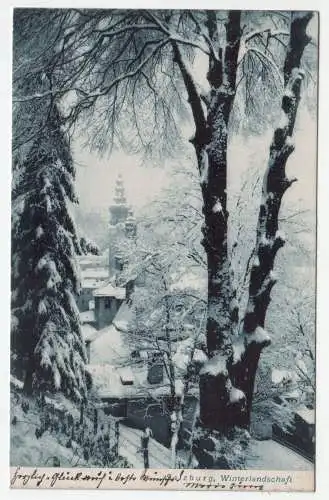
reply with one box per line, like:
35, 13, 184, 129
197, 12, 243, 431
174, 10, 313, 466
234, 11, 313, 428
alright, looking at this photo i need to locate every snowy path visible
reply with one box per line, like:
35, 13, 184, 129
118, 423, 172, 468
246, 440, 314, 470
118, 425, 313, 471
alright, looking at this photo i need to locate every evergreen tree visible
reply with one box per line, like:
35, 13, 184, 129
11, 104, 87, 401
79, 236, 100, 256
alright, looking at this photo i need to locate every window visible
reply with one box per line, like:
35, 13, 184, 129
105, 298, 111, 309
115, 255, 124, 271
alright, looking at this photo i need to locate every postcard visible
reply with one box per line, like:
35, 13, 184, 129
10, 5, 317, 492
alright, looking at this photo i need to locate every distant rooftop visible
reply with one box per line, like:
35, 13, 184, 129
77, 254, 106, 266
82, 278, 107, 289
81, 267, 109, 280
86, 302, 201, 400
296, 407, 315, 425
93, 283, 126, 299
81, 323, 98, 342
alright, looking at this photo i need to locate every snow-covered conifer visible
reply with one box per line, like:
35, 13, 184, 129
11, 104, 87, 401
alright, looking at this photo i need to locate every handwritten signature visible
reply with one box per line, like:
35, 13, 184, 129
10, 467, 187, 489
11, 467, 141, 489
10, 467, 292, 491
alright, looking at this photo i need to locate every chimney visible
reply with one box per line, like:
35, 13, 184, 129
147, 351, 164, 385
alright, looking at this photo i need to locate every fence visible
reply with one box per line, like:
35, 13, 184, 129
70, 399, 172, 468
116, 423, 172, 468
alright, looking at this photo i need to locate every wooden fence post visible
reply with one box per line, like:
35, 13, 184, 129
114, 421, 120, 457
40, 393, 46, 409
141, 432, 150, 469
107, 421, 111, 451
78, 425, 84, 445
93, 408, 98, 434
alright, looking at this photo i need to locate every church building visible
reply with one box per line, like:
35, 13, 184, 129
78, 173, 137, 332
108, 173, 137, 278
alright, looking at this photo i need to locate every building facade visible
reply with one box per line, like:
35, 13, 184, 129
108, 173, 137, 278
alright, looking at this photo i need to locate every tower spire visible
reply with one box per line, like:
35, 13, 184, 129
108, 174, 137, 277
113, 173, 127, 205
109, 173, 128, 226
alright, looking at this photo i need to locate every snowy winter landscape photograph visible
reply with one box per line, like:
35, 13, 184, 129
11, 6, 317, 490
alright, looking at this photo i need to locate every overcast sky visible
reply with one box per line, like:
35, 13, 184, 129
74, 103, 317, 224
74, 145, 173, 212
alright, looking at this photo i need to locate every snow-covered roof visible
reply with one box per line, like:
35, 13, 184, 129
81, 267, 109, 280
81, 323, 98, 343
81, 278, 107, 289
87, 365, 134, 398
88, 302, 133, 364
113, 320, 129, 333
296, 407, 315, 425
247, 439, 314, 471
93, 283, 126, 299
77, 255, 106, 267
86, 302, 201, 400
80, 310, 96, 324
271, 369, 297, 385
113, 302, 132, 332
87, 361, 189, 400
90, 323, 129, 365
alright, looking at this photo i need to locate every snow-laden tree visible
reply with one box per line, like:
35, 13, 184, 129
12, 9, 69, 161
79, 236, 100, 255
113, 199, 207, 466
130, 156, 314, 455
13, 9, 317, 466
129, 253, 206, 468
11, 102, 87, 401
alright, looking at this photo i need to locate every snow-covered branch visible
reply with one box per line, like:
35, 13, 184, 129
243, 12, 313, 336
244, 28, 289, 45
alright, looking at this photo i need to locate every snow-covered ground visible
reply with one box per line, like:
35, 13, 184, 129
10, 384, 129, 468
246, 439, 313, 471
10, 376, 313, 471
118, 423, 171, 468
10, 391, 87, 467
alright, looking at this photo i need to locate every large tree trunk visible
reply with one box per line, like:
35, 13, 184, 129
197, 11, 243, 432
173, 13, 245, 467
232, 11, 313, 429
174, 10, 312, 467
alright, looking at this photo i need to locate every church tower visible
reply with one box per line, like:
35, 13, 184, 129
125, 206, 137, 239
109, 173, 129, 226
108, 174, 137, 277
